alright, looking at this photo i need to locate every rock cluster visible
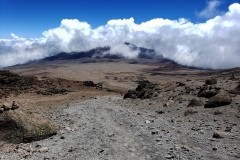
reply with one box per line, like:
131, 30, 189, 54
123, 80, 159, 99
197, 85, 220, 98
0, 101, 19, 113
123, 77, 236, 109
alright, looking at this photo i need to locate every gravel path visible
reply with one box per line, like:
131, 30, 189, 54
1, 95, 239, 160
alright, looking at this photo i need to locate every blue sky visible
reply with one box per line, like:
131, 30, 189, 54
0, 0, 239, 38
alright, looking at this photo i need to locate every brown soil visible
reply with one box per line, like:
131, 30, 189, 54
0, 59, 239, 160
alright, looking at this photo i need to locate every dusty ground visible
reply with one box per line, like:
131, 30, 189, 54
0, 59, 240, 160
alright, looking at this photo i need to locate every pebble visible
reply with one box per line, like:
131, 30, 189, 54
65, 127, 71, 131
199, 130, 205, 134
38, 147, 49, 153
212, 147, 217, 151
181, 146, 190, 152
151, 131, 158, 135
165, 154, 174, 159
145, 120, 151, 124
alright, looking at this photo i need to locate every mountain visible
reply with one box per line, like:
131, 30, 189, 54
42, 43, 164, 62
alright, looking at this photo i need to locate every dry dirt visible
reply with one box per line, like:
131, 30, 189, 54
0, 59, 240, 160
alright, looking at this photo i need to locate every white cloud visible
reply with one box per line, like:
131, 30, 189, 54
0, 3, 240, 69
197, 0, 223, 18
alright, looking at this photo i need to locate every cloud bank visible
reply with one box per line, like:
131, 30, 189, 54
0, 3, 240, 69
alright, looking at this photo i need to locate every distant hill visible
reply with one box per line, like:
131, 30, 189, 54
42, 43, 164, 62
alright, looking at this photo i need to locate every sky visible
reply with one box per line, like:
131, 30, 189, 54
0, 0, 240, 69
0, 0, 238, 38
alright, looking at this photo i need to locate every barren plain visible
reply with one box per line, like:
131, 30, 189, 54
0, 58, 239, 160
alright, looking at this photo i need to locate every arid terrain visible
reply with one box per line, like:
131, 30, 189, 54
0, 57, 240, 160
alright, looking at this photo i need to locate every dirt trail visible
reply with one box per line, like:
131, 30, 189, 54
1, 95, 239, 160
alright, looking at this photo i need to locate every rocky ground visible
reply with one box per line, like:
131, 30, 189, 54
0, 60, 240, 160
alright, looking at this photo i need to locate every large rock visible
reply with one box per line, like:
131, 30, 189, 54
229, 84, 240, 95
205, 78, 217, 85
204, 92, 232, 108
123, 80, 158, 99
1, 109, 58, 143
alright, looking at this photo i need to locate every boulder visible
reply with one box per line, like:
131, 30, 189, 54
204, 92, 232, 108
1, 109, 58, 143
229, 84, 240, 95
187, 97, 204, 107
205, 78, 217, 85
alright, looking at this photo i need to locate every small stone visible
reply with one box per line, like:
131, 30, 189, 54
38, 147, 48, 153
44, 156, 50, 160
213, 131, 229, 138
99, 149, 104, 153
156, 110, 164, 114
165, 155, 173, 159
199, 130, 205, 134
65, 127, 71, 131
95, 96, 100, 99
225, 126, 232, 132
108, 133, 115, 137
145, 120, 151, 124
156, 138, 161, 142
11, 101, 19, 110
214, 110, 222, 115
212, 147, 217, 151
164, 100, 174, 107
151, 131, 158, 135
181, 145, 190, 152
